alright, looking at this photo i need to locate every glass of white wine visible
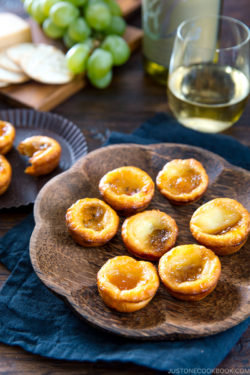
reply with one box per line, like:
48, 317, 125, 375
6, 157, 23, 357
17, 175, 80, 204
167, 15, 250, 133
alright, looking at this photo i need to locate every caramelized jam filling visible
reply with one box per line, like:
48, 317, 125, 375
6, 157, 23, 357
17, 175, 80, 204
150, 228, 170, 250
108, 268, 142, 291
108, 171, 144, 196
167, 247, 209, 284
109, 178, 142, 196
38, 143, 49, 150
21, 142, 50, 157
110, 181, 141, 195
168, 169, 201, 195
21, 144, 38, 157
172, 264, 203, 283
82, 205, 105, 231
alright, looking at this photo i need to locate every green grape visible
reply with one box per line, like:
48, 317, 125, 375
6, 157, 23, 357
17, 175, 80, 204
87, 48, 112, 79
105, 16, 126, 36
31, 0, 47, 24
103, 0, 121, 16
63, 31, 76, 49
82, 0, 101, 14
24, 0, 33, 14
68, 18, 91, 42
50, 1, 79, 28
41, 0, 59, 16
86, 0, 104, 5
101, 35, 130, 66
88, 70, 112, 88
66, 43, 90, 73
43, 18, 65, 38
85, 2, 111, 31
67, 0, 87, 5
84, 38, 94, 50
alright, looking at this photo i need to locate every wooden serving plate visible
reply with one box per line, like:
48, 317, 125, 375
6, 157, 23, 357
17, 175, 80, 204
30, 144, 250, 340
0, 0, 142, 111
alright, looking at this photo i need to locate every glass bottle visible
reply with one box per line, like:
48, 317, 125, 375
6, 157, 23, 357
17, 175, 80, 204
142, 0, 223, 85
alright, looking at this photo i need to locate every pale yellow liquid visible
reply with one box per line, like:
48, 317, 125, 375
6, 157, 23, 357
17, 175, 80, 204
168, 63, 249, 133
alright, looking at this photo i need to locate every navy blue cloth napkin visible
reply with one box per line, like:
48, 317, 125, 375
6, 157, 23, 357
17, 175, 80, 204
0, 113, 249, 373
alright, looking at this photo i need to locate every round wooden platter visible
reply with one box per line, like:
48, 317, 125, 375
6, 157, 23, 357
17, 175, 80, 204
30, 143, 250, 340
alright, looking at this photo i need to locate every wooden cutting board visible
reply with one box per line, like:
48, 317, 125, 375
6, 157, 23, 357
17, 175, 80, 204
0, 0, 142, 111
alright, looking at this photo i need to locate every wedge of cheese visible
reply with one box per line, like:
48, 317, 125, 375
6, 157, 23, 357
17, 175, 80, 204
0, 13, 32, 51
193, 205, 241, 235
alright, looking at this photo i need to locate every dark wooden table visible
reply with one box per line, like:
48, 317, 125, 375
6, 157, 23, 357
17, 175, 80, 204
0, 0, 249, 374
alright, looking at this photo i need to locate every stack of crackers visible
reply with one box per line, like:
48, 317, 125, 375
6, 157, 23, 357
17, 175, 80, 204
0, 43, 74, 87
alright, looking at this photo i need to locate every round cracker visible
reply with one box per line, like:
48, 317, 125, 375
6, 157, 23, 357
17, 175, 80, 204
0, 52, 23, 73
0, 66, 29, 83
6, 43, 36, 65
20, 45, 74, 85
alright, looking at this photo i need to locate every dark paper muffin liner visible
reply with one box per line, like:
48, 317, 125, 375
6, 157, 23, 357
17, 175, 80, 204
0, 109, 87, 209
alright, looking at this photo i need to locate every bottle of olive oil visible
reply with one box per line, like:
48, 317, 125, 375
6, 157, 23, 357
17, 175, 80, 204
142, 0, 223, 85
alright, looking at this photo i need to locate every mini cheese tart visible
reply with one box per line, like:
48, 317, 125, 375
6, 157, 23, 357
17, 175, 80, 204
97, 255, 159, 312
156, 159, 209, 204
0, 155, 12, 195
122, 210, 178, 260
158, 244, 221, 301
17, 135, 61, 176
0, 121, 15, 155
190, 198, 250, 256
66, 198, 119, 247
99, 166, 154, 216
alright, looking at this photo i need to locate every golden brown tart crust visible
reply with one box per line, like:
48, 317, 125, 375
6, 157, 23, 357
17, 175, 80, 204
99, 166, 155, 216
156, 158, 209, 204
122, 210, 178, 260
17, 135, 61, 176
0, 121, 15, 155
158, 244, 221, 301
97, 255, 159, 312
190, 198, 250, 255
0, 155, 12, 195
66, 198, 119, 247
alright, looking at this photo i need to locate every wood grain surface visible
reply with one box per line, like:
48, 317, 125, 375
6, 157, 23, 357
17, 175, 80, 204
30, 143, 250, 339
0, 0, 249, 373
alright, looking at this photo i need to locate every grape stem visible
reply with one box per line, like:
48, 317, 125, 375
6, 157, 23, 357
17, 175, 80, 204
88, 39, 101, 56
93, 39, 101, 50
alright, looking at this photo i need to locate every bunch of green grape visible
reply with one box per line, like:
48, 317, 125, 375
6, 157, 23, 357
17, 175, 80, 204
23, 0, 131, 88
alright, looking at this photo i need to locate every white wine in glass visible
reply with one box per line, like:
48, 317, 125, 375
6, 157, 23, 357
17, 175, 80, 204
167, 16, 250, 133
